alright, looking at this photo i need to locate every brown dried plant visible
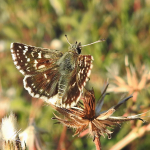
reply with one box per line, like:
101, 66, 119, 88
51, 82, 147, 149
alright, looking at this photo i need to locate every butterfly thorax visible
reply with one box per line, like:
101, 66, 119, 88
57, 52, 77, 75
56, 41, 81, 76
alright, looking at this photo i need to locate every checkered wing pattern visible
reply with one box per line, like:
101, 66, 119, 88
10, 42, 94, 108
11, 43, 62, 99
11, 43, 63, 75
62, 55, 93, 107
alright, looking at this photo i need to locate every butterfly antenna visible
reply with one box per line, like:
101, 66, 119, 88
80, 39, 105, 47
65, 35, 71, 46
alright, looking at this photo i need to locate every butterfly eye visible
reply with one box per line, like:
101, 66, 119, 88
76, 46, 81, 54
76, 42, 81, 54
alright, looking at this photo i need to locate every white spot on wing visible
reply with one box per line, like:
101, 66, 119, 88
70, 101, 76, 108
23, 75, 31, 90
12, 54, 17, 60
16, 66, 21, 69
44, 74, 47, 79
38, 65, 45, 69
65, 104, 70, 109
47, 94, 59, 105
27, 86, 32, 94
40, 96, 48, 101
34, 60, 38, 63
34, 94, 40, 98
87, 69, 91, 77
27, 58, 30, 62
24, 46, 28, 49
90, 64, 93, 69
31, 52, 34, 57
23, 76, 41, 98
10, 43, 14, 49
20, 70, 25, 75
91, 56, 94, 60
14, 61, 17, 65
38, 52, 42, 58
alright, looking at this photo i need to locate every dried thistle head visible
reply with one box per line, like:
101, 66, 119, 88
51, 83, 146, 140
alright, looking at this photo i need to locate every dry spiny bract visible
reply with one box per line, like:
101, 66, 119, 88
52, 83, 146, 139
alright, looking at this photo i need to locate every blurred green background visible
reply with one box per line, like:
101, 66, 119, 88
0, 0, 150, 149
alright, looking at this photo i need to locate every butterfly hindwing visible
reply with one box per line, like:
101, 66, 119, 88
23, 69, 60, 99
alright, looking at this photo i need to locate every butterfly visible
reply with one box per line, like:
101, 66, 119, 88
10, 35, 104, 108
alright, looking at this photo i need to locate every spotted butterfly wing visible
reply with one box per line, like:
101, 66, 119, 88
11, 43, 63, 100
62, 55, 93, 107
10, 42, 93, 108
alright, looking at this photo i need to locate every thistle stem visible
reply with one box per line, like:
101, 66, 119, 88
57, 126, 67, 150
79, 129, 89, 137
94, 136, 101, 150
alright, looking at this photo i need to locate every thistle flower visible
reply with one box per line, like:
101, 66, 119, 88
51, 82, 146, 140
0, 113, 23, 150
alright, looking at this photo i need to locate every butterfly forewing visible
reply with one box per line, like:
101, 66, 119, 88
11, 43, 63, 75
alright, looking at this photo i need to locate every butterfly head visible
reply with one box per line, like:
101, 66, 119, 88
65, 34, 106, 55
65, 35, 82, 54
69, 41, 81, 54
